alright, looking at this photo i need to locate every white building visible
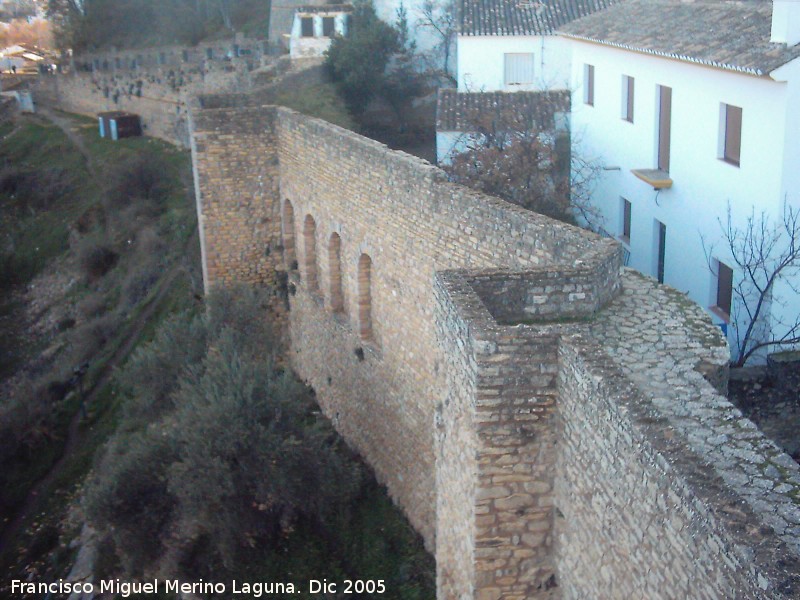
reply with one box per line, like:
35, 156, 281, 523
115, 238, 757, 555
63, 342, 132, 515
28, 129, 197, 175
288, 5, 352, 60
560, 0, 800, 363
456, 0, 618, 92
437, 0, 617, 162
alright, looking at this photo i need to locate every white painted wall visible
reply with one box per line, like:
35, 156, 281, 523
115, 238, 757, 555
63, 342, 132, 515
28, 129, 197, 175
289, 11, 349, 59
373, 0, 441, 56
457, 35, 571, 92
568, 40, 800, 361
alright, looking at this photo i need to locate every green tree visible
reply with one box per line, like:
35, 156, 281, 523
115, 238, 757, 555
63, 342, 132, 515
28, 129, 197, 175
83, 287, 362, 577
325, 0, 399, 116
381, 3, 425, 131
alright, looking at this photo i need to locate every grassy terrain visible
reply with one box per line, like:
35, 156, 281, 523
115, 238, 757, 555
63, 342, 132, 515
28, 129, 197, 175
0, 111, 201, 587
0, 112, 435, 598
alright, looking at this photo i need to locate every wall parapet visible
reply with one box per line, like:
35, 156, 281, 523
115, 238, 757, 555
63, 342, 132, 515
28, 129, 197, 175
190, 102, 800, 599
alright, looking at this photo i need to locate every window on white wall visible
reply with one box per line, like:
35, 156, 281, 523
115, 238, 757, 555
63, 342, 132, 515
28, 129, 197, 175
583, 64, 595, 105
720, 103, 742, 166
622, 75, 634, 122
504, 53, 535, 86
322, 16, 335, 36
713, 259, 734, 319
657, 85, 672, 172
301, 17, 314, 37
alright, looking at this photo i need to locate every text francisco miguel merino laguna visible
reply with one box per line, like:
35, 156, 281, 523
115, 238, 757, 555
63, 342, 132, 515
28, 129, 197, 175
12, 578, 388, 596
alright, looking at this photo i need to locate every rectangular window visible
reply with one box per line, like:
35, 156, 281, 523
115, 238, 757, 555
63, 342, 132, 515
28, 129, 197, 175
722, 103, 742, 166
301, 16, 314, 37
322, 16, 335, 36
158, 52, 166, 65
657, 85, 672, 172
206, 47, 214, 59
621, 198, 632, 243
584, 64, 595, 106
182, 49, 189, 62
622, 75, 634, 122
504, 53, 535, 86
715, 260, 733, 318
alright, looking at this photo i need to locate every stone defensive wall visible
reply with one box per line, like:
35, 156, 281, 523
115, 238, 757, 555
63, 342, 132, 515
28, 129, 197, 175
190, 102, 800, 598
34, 37, 281, 147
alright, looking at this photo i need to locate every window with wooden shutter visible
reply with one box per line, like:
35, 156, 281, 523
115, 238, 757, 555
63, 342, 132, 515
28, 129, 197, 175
584, 64, 595, 106
716, 260, 733, 318
622, 75, 634, 122
657, 85, 672, 172
504, 53, 535, 86
322, 16, 335, 36
723, 104, 742, 166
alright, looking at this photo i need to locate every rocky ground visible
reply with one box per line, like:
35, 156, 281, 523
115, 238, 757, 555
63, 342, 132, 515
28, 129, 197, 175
728, 362, 800, 463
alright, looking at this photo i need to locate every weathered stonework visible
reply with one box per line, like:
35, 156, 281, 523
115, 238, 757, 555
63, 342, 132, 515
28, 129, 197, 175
34, 39, 275, 147
188, 103, 800, 599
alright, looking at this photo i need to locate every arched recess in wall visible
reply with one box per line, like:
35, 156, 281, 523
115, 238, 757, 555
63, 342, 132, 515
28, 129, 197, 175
358, 253, 373, 341
329, 233, 344, 312
303, 214, 319, 291
282, 200, 297, 269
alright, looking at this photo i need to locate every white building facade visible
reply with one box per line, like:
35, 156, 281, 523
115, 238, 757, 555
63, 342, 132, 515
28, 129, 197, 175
437, 0, 617, 162
289, 5, 352, 60
561, 0, 800, 363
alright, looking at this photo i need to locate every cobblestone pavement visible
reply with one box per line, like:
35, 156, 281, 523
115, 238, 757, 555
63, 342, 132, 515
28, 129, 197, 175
589, 269, 800, 553
729, 368, 800, 462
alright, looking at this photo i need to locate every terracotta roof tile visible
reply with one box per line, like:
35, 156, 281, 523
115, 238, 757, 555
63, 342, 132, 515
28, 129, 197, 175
559, 0, 800, 75
437, 89, 570, 130
460, 0, 620, 37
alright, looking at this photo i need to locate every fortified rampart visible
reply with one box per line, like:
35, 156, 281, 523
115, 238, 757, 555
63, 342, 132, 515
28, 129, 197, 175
34, 38, 280, 147
191, 102, 800, 599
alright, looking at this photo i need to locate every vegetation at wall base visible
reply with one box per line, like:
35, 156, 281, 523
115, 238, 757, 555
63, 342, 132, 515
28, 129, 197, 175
81, 287, 434, 598
0, 111, 433, 598
0, 110, 201, 588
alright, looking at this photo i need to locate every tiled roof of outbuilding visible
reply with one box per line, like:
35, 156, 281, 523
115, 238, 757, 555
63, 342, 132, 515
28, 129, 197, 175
437, 89, 570, 131
296, 4, 353, 13
559, 0, 800, 76
460, 0, 620, 37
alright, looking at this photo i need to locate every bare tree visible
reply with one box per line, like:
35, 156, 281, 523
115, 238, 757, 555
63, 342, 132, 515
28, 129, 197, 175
441, 91, 603, 227
704, 202, 800, 367
417, 0, 456, 83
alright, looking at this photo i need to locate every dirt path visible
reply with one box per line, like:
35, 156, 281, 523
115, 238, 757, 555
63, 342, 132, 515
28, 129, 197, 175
0, 265, 183, 554
36, 107, 96, 176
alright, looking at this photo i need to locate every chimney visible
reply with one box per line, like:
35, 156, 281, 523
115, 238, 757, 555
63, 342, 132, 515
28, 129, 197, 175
771, 0, 800, 46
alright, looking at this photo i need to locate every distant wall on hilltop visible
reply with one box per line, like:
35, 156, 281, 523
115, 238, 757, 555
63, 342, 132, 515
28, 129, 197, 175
35, 38, 276, 147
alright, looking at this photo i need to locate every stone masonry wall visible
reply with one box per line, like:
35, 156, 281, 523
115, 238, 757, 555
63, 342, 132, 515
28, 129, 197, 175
435, 271, 564, 600
273, 105, 619, 551
556, 329, 800, 598
190, 106, 283, 291
35, 39, 271, 147
190, 102, 800, 599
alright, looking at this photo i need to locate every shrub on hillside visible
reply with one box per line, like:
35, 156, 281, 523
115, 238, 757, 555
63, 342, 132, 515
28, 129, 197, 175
82, 431, 178, 576
69, 313, 121, 362
106, 153, 170, 210
117, 314, 208, 429
79, 242, 118, 281
83, 286, 362, 577
0, 165, 72, 213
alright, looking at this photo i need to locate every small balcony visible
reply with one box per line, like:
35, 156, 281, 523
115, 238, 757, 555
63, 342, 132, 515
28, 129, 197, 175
631, 168, 673, 189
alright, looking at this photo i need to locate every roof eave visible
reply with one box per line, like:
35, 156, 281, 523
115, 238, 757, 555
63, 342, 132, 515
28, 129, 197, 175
558, 33, 766, 77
